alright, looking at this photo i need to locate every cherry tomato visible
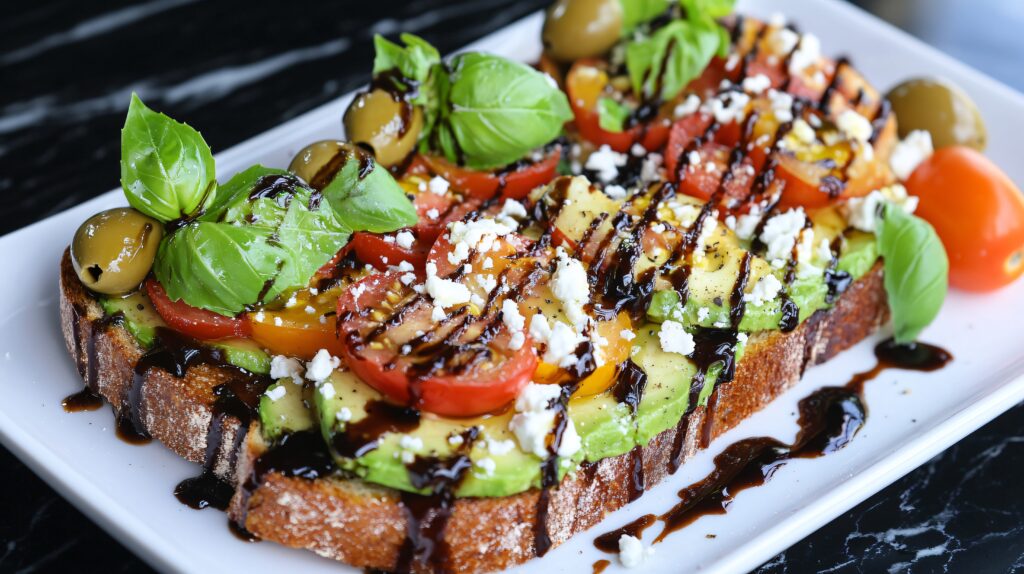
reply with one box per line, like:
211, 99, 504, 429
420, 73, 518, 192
248, 292, 346, 360
145, 279, 250, 340
566, 59, 670, 153
350, 231, 430, 272
664, 114, 756, 202
336, 271, 537, 417
905, 146, 1024, 292
409, 149, 560, 201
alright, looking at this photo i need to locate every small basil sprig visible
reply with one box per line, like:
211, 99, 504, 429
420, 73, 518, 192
434, 52, 573, 170
626, 16, 724, 104
121, 93, 216, 223
155, 166, 351, 316
372, 33, 440, 87
620, 0, 671, 35
321, 145, 418, 232
876, 203, 948, 343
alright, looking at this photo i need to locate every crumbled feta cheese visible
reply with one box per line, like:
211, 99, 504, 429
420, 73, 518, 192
304, 305, 316, 315
529, 314, 552, 343
673, 94, 702, 118
448, 433, 464, 446
771, 27, 800, 57
500, 199, 528, 219
509, 331, 526, 351
552, 249, 590, 329
585, 145, 628, 183
336, 407, 352, 423
724, 54, 740, 72
399, 435, 423, 452
659, 320, 695, 356
669, 201, 701, 228
502, 299, 525, 332
400, 272, 417, 285
273, 316, 283, 327
692, 212, 719, 263
737, 332, 749, 344
319, 381, 336, 400
639, 152, 664, 183
768, 89, 795, 123
395, 230, 415, 249
704, 92, 750, 125
265, 385, 287, 402
788, 33, 821, 74
687, 150, 702, 167
254, 310, 265, 323
305, 349, 340, 383
446, 217, 516, 265
651, 222, 666, 234
482, 257, 494, 270
844, 184, 918, 232
544, 320, 585, 367
383, 235, 396, 244
426, 208, 440, 220
475, 457, 497, 476
431, 305, 447, 322
428, 175, 449, 195
618, 534, 655, 568
620, 329, 636, 341
742, 74, 772, 95
425, 263, 472, 307
630, 143, 646, 157
890, 130, 933, 181
270, 355, 304, 384
509, 382, 581, 459
697, 307, 710, 322
791, 118, 816, 144
744, 274, 783, 307
486, 437, 516, 456
837, 110, 873, 146
605, 184, 628, 200
759, 208, 807, 264
476, 274, 497, 293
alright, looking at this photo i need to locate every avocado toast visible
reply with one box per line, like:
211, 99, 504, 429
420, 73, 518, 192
58, 3, 955, 573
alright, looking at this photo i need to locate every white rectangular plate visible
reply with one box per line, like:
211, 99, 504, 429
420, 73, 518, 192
1, 1, 1023, 573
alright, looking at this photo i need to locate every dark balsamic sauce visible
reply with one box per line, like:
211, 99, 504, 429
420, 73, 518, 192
593, 513, 657, 553
331, 400, 421, 459
61, 388, 103, 412
652, 337, 950, 543
63, 308, 124, 412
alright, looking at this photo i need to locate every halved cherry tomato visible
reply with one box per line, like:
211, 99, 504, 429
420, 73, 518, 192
664, 115, 757, 202
573, 313, 635, 397
905, 146, 1024, 292
409, 150, 560, 201
248, 299, 345, 361
566, 59, 670, 153
350, 231, 430, 272
146, 279, 250, 340
336, 271, 537, 417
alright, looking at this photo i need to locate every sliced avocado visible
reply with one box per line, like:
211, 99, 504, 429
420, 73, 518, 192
210, 339, 271, 375
315, 370, 588, 497
100, 291, 271, 374
647, 209, 879, 331
100, 292, 163, 347
259, 379, 313, 440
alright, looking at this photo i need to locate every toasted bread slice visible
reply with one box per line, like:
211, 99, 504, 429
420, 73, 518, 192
59, 247, 887, 573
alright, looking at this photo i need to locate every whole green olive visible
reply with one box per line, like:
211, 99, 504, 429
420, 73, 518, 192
71, 208, 163, 295
342, 89, 423, 168
886, 77, 987, 151
542, 0, 624, 63
288, 140, 350, 189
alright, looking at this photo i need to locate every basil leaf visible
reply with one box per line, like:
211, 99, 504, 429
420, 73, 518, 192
598, 97, 632, 133
624, 0, 733, 102
679, 0, 736, 19
876, 203, 948, 343
120, 93, 216, 223
442, 52, 573, 170
321, 146, 418, 233
627, 19, 722, 102
620, 0, 670, 34
372, 33, 440, 86
155, 166, 351, 315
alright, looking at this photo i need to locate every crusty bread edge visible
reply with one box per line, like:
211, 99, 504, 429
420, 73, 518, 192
225, 264, 889, 573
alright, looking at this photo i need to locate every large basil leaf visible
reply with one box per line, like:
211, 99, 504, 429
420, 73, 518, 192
155, 166, 351, 315
441, 52, 573, 170
876, 203, 948, 343
321, 146, 418, 233
620, 0, 671, 34
626, 18, 722, 102
120, 93, 216, 223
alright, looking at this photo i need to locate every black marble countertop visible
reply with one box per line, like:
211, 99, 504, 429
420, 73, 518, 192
2, 1, 1023, 572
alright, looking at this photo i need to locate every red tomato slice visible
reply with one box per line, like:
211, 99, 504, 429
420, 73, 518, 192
566, 59, 671, 153
336, 271, 536, 417
410, 150, 560, 201
145, 279, 251, 340
350, 231, 430, 272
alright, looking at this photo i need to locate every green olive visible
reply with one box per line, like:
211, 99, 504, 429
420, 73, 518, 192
342, 89, 423, 168
71, 208, 163, 295
542, 0, 624, 63
288, 140, 350, 189
886, 77, 987, 151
